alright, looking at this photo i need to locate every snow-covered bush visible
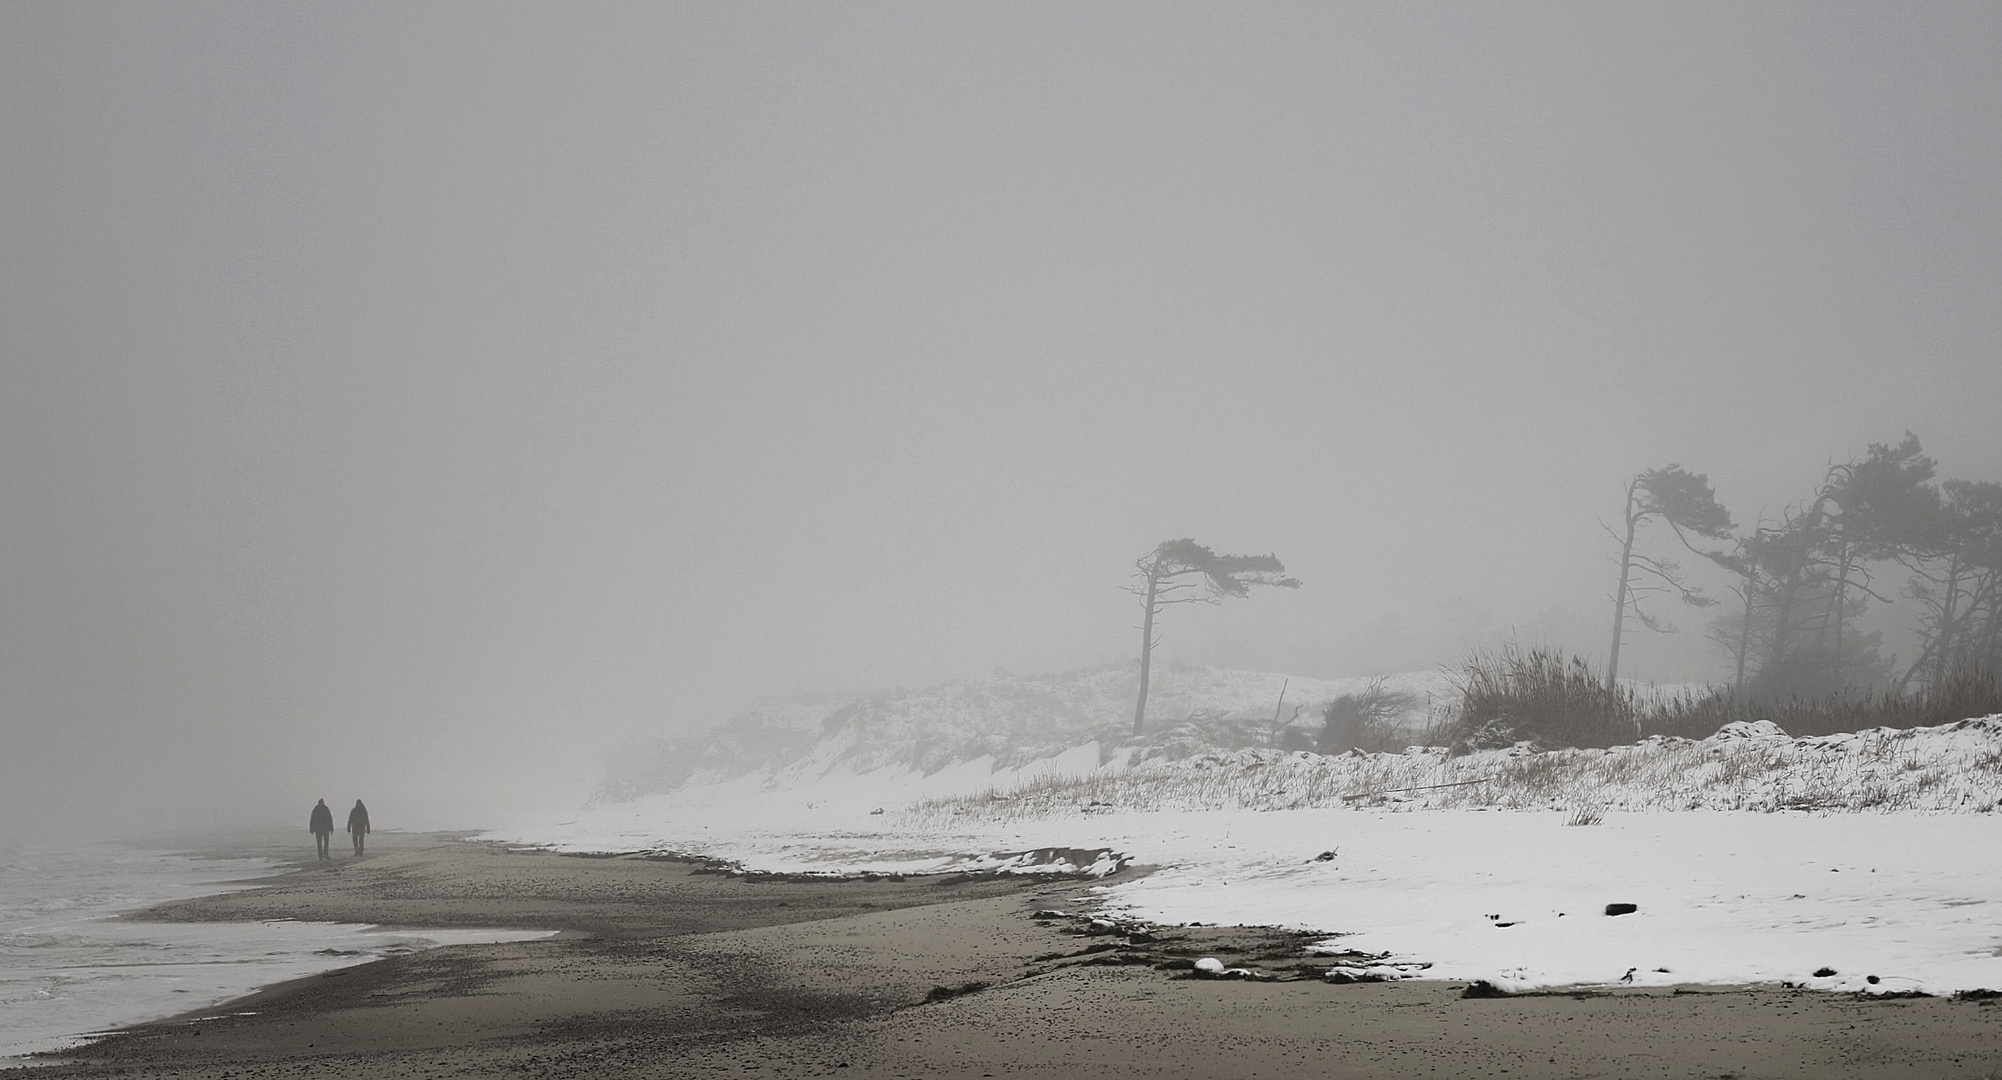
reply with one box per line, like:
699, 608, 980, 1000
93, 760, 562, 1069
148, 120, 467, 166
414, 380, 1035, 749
1320, 677, 1417, 755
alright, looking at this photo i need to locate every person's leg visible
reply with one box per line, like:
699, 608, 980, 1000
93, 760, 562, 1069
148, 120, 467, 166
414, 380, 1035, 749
316, 832, 328, 859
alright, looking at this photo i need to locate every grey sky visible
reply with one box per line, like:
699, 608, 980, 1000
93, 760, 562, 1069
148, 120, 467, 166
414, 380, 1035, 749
5, 3, 2000, 838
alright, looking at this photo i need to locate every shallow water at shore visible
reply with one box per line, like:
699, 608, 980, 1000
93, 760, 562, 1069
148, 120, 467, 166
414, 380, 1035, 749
0, 840, 549, 1062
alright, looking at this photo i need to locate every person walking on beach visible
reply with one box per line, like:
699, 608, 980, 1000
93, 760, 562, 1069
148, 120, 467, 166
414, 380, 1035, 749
347, 799, 370, 856
309, 799, 335, 860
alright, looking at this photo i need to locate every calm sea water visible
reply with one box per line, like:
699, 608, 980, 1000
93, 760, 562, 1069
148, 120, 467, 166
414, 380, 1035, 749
0, 840, 549, 1062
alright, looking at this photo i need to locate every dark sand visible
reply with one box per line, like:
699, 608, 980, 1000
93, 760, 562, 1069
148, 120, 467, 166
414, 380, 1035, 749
13, 832, 2002, 1079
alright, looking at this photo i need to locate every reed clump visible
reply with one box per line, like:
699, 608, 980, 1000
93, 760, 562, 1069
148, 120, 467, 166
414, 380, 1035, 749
1645, 665, 2002, 740
1451, 647, 2002, 749
1451, 645, 1638, 751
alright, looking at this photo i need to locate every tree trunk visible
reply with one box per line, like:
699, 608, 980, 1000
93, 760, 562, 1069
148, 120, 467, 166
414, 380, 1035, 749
1606, 479, 1640, 689
1981, 577, 2001, 669
1827, 544, 1852, 687
1899, 638, 1940, 695
1765, 502, 1829, 682
1769, 536, 1817, 681
1269, 679, 1289, 747
1766, 574, 1794, 678
1732, 574, 1756, 692
1899, 555, 1967, 694
1934, 553, 1964, 689
1133, 573, 1160, 737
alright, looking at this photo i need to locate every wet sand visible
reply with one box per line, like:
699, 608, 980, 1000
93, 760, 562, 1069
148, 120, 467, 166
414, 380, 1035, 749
13, 833, 2002, 1079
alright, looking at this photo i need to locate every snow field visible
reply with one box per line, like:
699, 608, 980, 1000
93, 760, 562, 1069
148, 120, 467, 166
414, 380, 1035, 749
1087, 808, 2002, 996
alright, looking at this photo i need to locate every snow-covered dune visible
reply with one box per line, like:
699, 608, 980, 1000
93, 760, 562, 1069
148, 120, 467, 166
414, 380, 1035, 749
912, 716, 2002, 822
595, 664, 1453, 803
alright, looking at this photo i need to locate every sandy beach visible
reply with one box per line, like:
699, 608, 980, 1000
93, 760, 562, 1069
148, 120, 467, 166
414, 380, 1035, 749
11, 833, 2001, 1079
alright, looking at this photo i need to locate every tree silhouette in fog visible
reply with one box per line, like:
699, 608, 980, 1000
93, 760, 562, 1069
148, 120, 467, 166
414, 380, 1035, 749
1127, 539, 1299, 736
1605, 466, 1735, 687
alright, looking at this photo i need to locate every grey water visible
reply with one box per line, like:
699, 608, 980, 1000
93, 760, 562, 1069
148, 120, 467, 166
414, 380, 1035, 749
0, 840, 546, 1063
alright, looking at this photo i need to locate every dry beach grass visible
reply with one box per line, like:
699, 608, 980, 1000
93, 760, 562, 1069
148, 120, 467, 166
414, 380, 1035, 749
904, 714, 2002, 825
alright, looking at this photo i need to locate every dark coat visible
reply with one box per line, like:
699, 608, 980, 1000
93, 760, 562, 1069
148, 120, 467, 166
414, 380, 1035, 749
347, 803, 370, 834
309, 803, 334, 835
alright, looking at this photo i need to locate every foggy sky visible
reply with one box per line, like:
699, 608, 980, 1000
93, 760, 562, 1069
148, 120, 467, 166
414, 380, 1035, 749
6, 3, 2002, 839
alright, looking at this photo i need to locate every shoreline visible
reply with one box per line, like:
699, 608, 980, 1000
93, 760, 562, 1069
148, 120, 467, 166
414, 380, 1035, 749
12, 836, 2002, 1078
0, 832, 557, 1066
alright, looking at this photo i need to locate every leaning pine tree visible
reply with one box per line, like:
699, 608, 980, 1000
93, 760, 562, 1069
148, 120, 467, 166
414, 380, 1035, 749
1128, 539, 1300, 736
1605, 466, 1736, 688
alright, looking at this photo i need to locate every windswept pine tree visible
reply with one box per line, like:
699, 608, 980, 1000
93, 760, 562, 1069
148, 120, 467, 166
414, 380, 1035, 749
1811, 434, 1942, 688
1899, 478, 2002, 690
1689, 433, 2002, 699
1605, 466, 1735, 687
1127, 539, 1299, 736
1716, 435, 1944, 697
